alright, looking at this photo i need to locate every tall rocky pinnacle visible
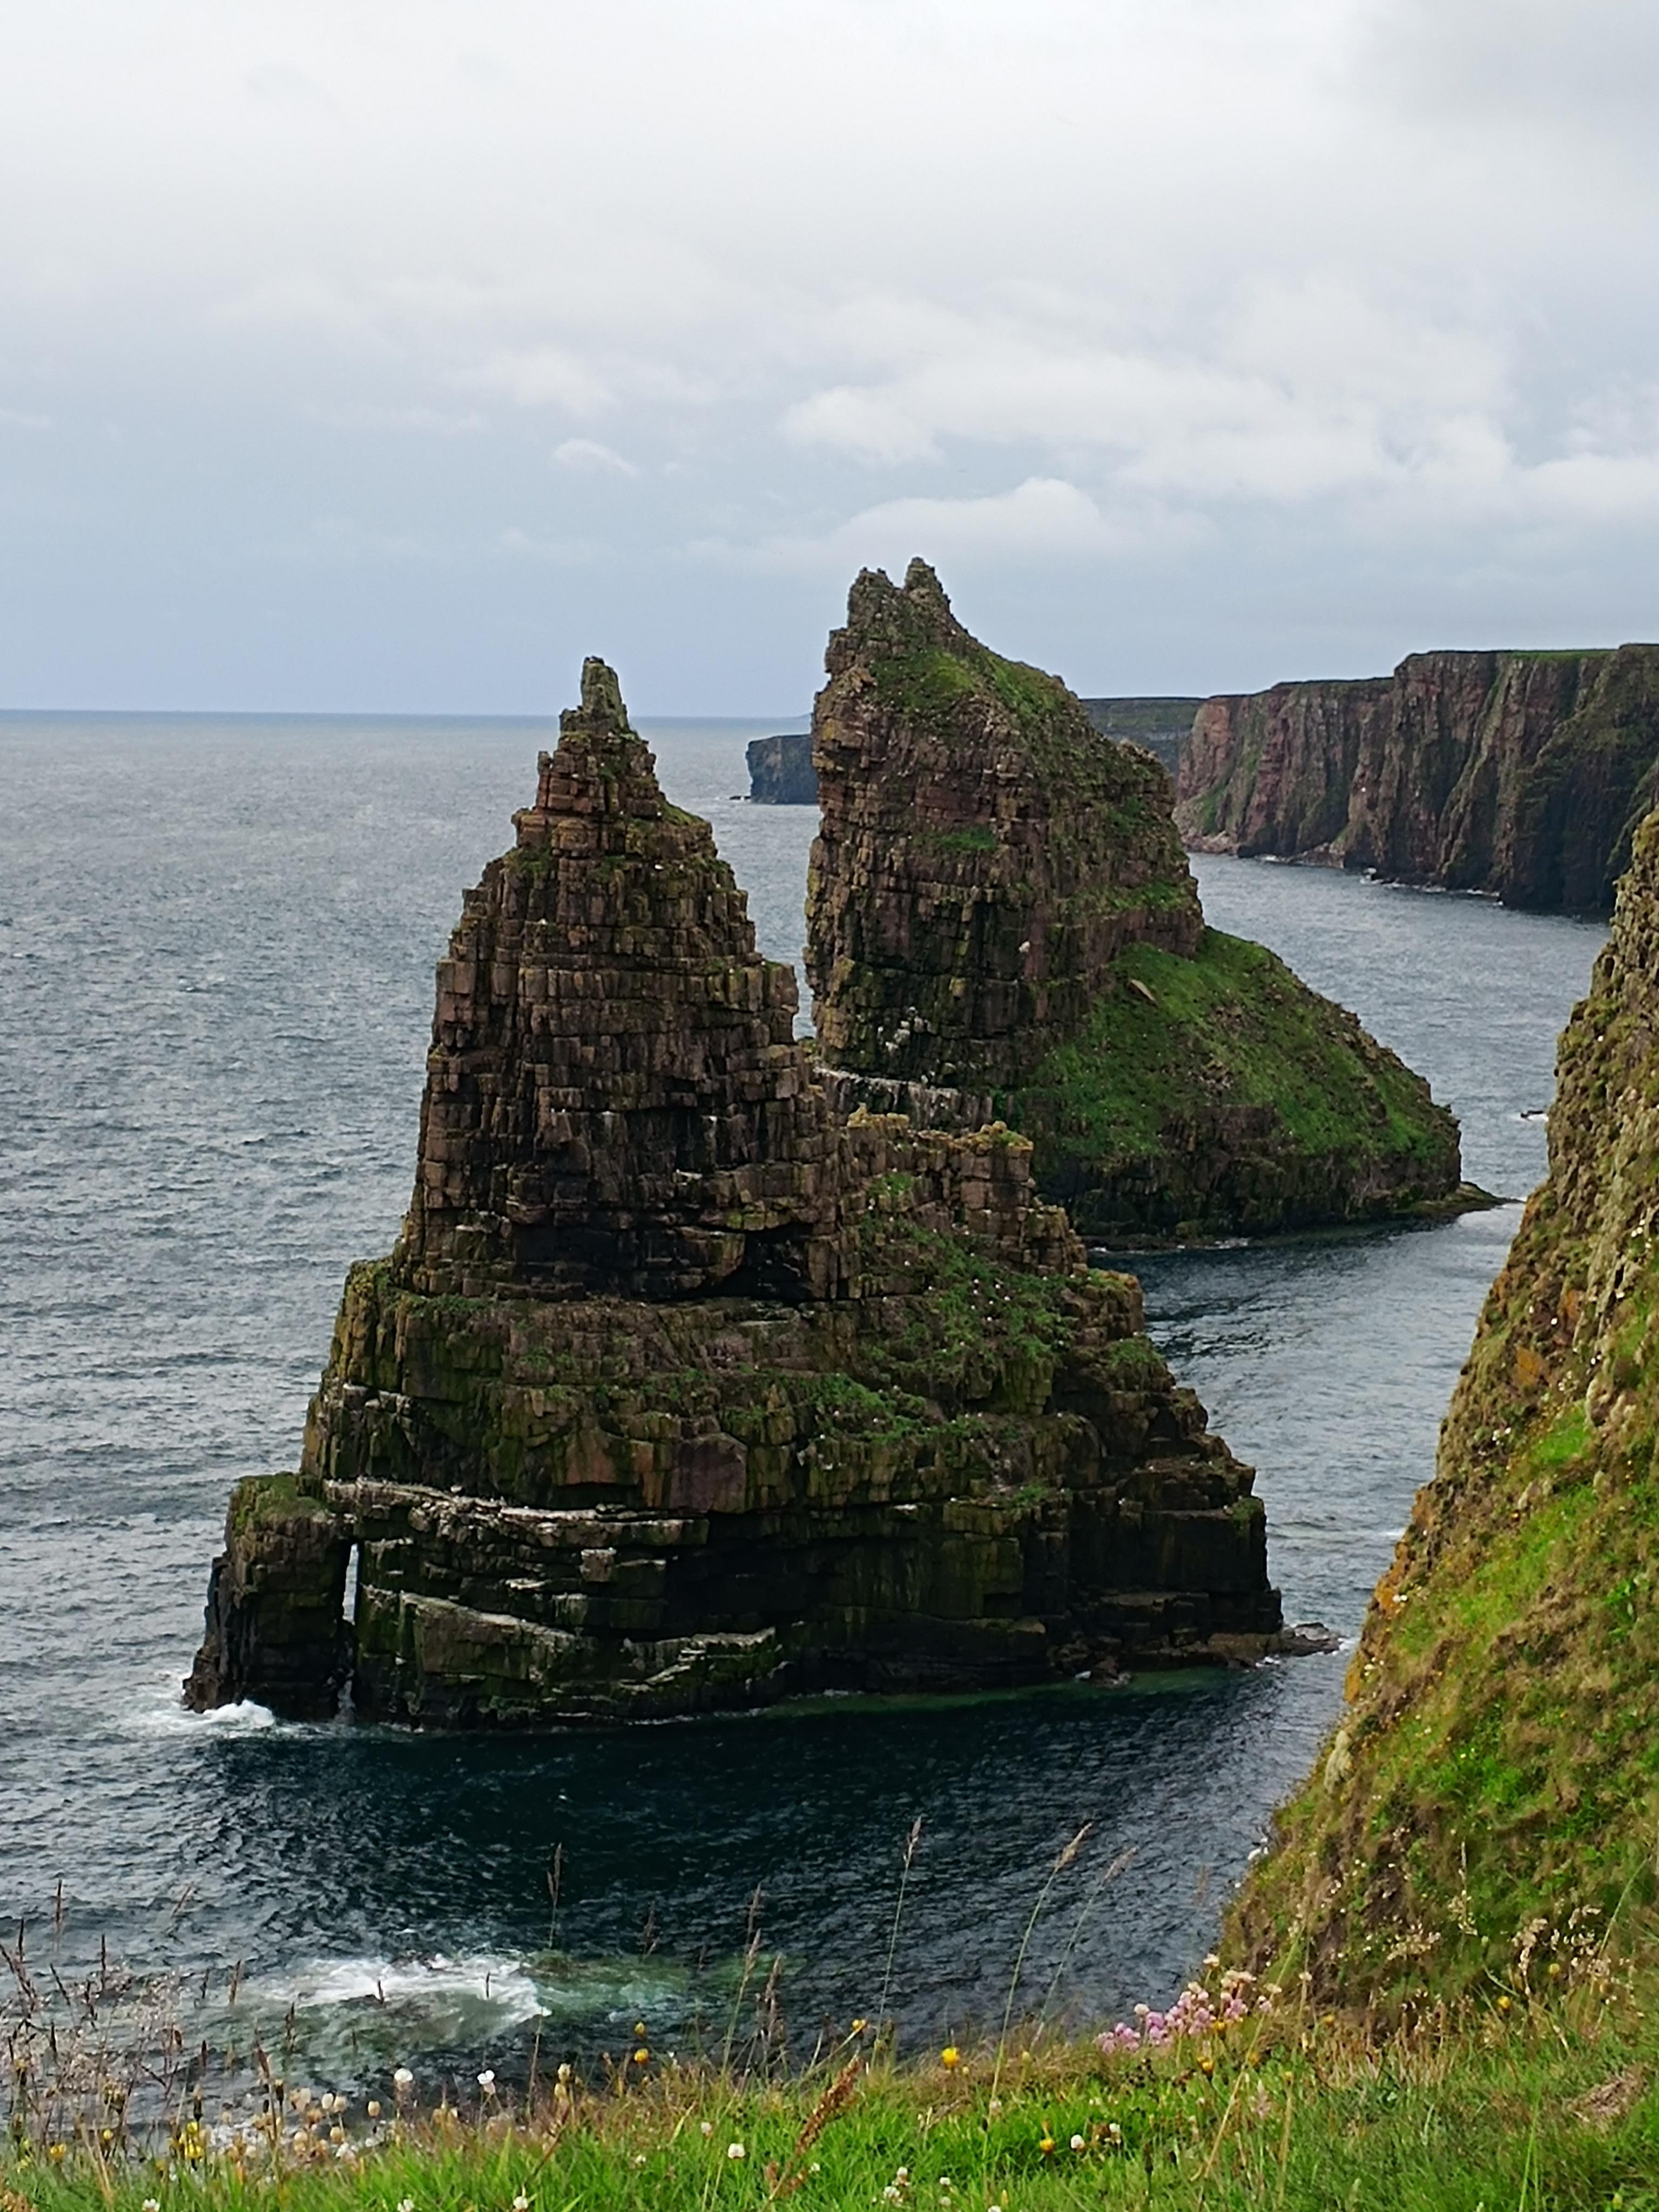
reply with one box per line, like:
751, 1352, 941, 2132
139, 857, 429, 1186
1176, 645, 1659, 911
185, 659, 1287, 1726
806, 561, 1468, 1240
409, 655, 833, 1302
1228, 802, 1659, 2013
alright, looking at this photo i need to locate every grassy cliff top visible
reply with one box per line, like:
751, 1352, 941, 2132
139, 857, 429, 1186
1227, 806, 1659, 2014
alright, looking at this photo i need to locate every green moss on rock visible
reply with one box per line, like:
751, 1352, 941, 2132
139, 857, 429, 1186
1012, 930, 1460, 1237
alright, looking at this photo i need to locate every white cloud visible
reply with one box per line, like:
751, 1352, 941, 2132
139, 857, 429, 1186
466, 347, 613, 415
311, 403, 483, 435
293, 517, 450, 564
498, 527, 605, 565
781, 284, 1518, 507
551, 436, 638, 476
699, 476, 1200, 576
5, 0, 1659, 704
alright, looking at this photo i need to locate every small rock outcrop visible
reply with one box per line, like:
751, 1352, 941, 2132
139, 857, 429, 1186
1229, 799, 1659, 2012
746, 732, 817, 804
806, 561, 1467, 1239
186, 658, 1284, 1725
1177, 646, 1659, 910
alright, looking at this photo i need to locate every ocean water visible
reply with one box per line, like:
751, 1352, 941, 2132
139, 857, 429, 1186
0, 712, 1606, 2083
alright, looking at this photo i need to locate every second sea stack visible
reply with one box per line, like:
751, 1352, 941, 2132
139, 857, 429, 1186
185, 658, 1284, 1727
806, 561, 1466, 1239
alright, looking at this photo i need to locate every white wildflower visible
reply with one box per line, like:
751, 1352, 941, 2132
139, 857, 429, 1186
727, 2141, 746, 2160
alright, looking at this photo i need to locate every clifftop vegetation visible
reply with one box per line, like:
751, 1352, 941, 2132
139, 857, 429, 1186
1229, 805, 1659, 2014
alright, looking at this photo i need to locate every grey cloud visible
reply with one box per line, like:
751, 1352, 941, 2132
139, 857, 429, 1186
2, 0, 1657, 710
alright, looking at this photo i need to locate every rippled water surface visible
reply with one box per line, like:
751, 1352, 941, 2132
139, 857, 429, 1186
0, 712, 1606, 2075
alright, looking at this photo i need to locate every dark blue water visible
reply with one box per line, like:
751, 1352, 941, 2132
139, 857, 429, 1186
0, 712, 1604, 2079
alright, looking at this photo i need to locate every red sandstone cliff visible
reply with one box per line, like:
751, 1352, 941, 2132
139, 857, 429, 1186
1177, 646, 1659, 911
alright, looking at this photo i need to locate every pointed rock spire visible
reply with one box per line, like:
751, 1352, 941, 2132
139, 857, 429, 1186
404, 660, 834, 1299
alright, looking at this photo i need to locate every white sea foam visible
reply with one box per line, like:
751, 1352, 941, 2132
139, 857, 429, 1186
248, 1948, 695, 2051
130, 1673, 282, 1737
272, 1952, 548, 2025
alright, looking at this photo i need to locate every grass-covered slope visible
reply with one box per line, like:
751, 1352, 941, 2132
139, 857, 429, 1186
1008, 929, 1464, 1240
1229, 808, 1659, 2012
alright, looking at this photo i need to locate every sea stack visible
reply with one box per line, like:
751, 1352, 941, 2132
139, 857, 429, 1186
1176, 645, 1659, 911
806, 559, 1466, 1239
1229, 800, 1659, 2012
187, 658, 1284, 1725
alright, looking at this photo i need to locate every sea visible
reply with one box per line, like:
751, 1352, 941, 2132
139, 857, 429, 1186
0, 710, 1607, 2087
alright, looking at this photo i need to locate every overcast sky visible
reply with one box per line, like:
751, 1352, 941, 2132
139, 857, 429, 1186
5, 0, 1659, 713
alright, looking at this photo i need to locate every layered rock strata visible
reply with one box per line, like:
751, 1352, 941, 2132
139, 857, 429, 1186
746, 732, 817, 804
805, 561, 1466, 1239
1177, 645, 1659, 911
1230, 802, 1659, 2011
186, 659, 1283, 1725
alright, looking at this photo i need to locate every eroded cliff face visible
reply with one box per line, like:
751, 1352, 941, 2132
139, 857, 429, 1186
1178, 646, 1659, 911
806, 562, 1465, 1240
1229, 805, 1659, 2012
186, 659, 1282, 1725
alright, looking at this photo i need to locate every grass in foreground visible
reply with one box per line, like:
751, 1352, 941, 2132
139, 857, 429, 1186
11, 1964, 1659, 2212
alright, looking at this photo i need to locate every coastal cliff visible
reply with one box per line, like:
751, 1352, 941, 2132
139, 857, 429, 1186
806, 561, 1465, 1239
1079, 697, 1201, 778
745, 732, 817, 804
1177, 645, 1659, 911
186, 659, 1282, 1725
1230, 801, 1659, 2009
